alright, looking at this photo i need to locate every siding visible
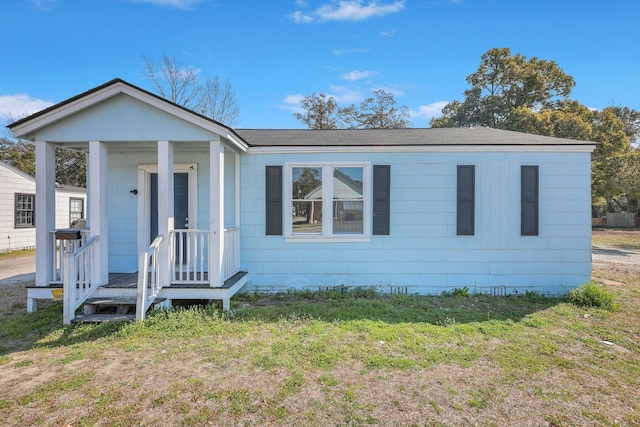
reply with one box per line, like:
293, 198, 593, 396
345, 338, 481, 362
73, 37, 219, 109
239, 151, 592, 296
0, 162, 86, 253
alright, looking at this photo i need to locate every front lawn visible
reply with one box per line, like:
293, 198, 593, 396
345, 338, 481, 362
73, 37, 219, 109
0, 265, 638, 425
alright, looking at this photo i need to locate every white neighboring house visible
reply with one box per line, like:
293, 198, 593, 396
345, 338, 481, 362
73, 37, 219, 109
7, 79, 596, 324
0, 160, 86, 253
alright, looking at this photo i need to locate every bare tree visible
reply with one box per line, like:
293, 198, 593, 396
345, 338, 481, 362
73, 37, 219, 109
143, 54, 239, 126
294, 93, 339, 129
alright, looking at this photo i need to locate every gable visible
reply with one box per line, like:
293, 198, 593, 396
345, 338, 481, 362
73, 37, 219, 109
23, 93, 224, 143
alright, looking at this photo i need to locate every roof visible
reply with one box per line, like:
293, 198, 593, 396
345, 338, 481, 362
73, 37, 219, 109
0, 160, 85, 191
7, 78, 249, 150
235, 127, 595, 147
6, 78, 594, 149
0, 159, 35, 181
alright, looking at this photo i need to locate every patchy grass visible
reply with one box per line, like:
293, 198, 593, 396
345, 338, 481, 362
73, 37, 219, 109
592, 228, 640, 249
0, 248, 35, 259
1, 266, 639, 425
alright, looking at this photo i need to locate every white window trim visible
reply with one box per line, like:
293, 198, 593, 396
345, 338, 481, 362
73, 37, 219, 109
284, 162, 371, 242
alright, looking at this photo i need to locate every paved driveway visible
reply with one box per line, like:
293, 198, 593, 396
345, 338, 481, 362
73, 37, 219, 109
0, 254, 35, 287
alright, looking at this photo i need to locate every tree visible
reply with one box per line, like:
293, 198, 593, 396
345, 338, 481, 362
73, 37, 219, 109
0, 137, 86, 187
143, 54, 239, 126
339, 90, 411, 129
431, 47, 575, 129
294, 89, 411, 129
294, 93, 339, 129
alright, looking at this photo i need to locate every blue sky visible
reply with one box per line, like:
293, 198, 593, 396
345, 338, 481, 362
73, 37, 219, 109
1, 0, 639, 130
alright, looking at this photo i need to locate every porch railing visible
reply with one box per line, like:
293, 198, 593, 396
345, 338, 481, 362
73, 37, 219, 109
63, 235, 100, 325
169, 228, 240, 286
136, 235, 163, 321
50, 229, 91, 284
171, 229, 209, 284
223, 227, 240, 279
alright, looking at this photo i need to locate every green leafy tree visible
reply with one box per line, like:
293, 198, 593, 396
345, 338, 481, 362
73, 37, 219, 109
431, 47, 575, 129
0, 137, 86, 187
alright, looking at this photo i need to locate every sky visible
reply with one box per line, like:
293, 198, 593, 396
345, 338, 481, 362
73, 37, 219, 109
1, 0, 639, 131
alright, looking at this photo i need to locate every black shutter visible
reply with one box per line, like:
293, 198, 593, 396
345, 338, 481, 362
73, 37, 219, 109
521, 165, 539, 236
372, 165, 391, 235
265, 166, 283, 235
457, 165, 475, 236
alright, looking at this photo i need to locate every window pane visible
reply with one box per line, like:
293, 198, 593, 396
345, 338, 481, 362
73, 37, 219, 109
292, 167, 323, 234
333, 167, 363, 234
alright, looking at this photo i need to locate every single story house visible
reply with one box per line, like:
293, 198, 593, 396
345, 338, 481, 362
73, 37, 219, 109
7, 79, 595, 323
0, 160, 86, 253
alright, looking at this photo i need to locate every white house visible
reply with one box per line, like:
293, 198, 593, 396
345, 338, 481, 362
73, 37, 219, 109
7, 79, 596, 324
0, 160, 86, 253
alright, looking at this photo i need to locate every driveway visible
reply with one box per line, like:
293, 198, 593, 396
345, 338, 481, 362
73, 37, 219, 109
0, 254, 36, 287
592, 245, 640, 271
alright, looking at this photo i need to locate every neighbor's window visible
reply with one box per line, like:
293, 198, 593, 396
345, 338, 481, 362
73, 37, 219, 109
15, 193, 35, 228
287, 163, 368, 239
69, 197, 84, 226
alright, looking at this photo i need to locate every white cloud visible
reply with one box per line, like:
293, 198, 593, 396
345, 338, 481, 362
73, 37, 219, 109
291, 0, 405, 23
380, 29, 395, 37
410, 101, 449, 122
332, 48, 371, 56
126, 0, 203, 9
0, 94, 54, 123
27, 0, 57, 11
340, 70, 375, 81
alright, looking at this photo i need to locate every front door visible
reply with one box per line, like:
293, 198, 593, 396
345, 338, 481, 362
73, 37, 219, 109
150, 173, 189, 242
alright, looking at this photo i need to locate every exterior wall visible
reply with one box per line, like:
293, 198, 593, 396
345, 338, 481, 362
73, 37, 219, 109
0, 163, 37, 252
105, 146, 236, 272
54, 188, 87, 229
240, 150, 592, 296
0, 162, 87, 253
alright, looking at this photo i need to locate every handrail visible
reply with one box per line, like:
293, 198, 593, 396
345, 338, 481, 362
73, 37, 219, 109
136, 235, 163, 321
62, 235, 100, 325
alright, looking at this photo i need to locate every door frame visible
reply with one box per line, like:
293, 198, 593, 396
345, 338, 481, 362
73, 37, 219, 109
137, 163, 198, 255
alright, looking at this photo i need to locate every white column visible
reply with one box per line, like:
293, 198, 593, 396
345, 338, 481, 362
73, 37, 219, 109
35, 141, 55, 289
209, 140, 224, 287
158, 140, 174, 286
234, 152, 240, 228
89, 140, 109, 285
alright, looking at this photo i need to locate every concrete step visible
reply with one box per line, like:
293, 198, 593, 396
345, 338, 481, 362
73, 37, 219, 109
72, 313, 135, 323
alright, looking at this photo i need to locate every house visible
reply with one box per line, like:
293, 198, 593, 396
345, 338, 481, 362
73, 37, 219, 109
0, 160, 86, 253
8, 79, 596, 323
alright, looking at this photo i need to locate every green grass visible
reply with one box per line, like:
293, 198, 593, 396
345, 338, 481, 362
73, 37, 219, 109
1, 276, 639, 426
0, 248, 35, 259
592, 229, 640, 249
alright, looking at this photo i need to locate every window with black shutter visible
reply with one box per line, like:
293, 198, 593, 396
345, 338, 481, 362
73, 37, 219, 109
265, 166, 283, 235
372, 165, 390, 235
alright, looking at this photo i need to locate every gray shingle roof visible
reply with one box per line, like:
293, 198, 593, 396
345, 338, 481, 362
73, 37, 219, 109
236, 127, 594, 147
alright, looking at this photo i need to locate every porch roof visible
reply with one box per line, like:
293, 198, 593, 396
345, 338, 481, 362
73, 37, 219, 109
8, 78, 249, 152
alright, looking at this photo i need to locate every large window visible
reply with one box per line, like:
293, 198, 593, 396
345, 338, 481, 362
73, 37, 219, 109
15, 193, 35, 228
286, 163, 369, 239
69, 197, 84, 226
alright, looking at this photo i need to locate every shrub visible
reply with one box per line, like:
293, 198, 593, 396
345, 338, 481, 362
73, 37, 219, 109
568, 283, 617, 310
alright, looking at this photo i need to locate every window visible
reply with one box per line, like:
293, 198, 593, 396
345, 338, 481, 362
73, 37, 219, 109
286, 163, 369, 239
69, 197, 84, 226
15, 193, 35, 228
457, 165, 475, 236
521, 165, 539, 236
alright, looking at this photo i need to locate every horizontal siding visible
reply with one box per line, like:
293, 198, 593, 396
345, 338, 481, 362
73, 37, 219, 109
240, 151, 592, 296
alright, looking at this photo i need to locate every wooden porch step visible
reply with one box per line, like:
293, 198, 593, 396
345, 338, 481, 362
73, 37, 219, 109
84, 297, 166, 306
72, 313, 135, 323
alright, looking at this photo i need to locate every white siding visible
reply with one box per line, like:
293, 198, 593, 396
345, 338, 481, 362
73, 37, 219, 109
239, 150, 592, 296
0, 162, 87, 253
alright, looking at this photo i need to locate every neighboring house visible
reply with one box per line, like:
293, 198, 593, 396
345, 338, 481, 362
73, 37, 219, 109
8, 79, 596, 323
0, 160, 86, 253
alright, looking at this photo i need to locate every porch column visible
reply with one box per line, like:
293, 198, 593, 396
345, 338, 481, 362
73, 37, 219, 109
209, 139, 224, 287
158, 140, 174, 287
34, 141, 55, 290
89, 140, 109, 285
